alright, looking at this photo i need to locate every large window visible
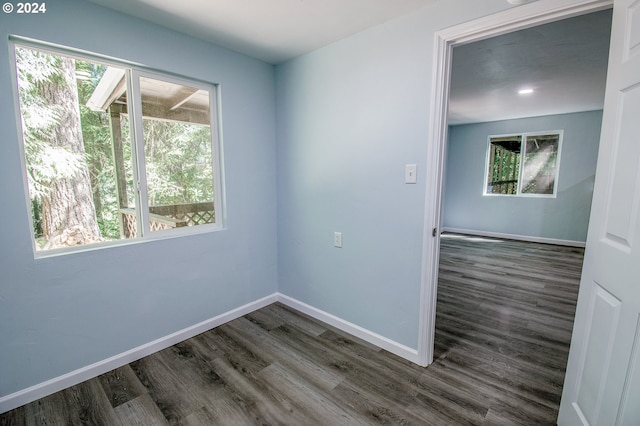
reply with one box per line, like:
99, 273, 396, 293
12, 40, 223, 254
484, 131, 562, 197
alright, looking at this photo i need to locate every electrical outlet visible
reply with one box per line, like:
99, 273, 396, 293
334, 232, 342, 248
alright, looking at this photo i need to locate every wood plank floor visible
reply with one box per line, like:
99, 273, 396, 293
0, 234, 584, 425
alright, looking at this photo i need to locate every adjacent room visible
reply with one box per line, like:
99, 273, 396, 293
1, 0, 638, 424
443, 10, 611, 244
433, 8, 611, 423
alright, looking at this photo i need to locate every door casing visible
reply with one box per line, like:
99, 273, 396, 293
418, 0, 614, 366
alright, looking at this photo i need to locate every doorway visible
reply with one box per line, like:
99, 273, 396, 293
418, 0, 614, 367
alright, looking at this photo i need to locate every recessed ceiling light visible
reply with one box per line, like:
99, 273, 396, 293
518, 88, 534, 95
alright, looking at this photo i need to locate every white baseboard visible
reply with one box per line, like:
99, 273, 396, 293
276, 293, 420, 364
0, 293, 278, 414
441, 227, 586, 248
1, 292, 421, 414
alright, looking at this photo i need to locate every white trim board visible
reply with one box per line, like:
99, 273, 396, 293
0, 293, 278, 414
276, 293, 420, 364
441, 227, 586, 248
0, 292, 421, 414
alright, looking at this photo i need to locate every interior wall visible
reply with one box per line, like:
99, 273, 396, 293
0, 0, 277, 397
275, 0, 513, 349
443, 111, 602, 243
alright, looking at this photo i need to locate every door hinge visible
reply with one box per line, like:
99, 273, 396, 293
432, 228, 437, 237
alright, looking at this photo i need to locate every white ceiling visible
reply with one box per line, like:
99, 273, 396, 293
86, 0, 439, 64
86, 1, 612, 125
448, 9, 612, 125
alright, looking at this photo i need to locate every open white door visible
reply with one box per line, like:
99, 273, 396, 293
558, 0, 640, 424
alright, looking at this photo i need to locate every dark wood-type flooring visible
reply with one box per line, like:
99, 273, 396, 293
0, 234, 584, 425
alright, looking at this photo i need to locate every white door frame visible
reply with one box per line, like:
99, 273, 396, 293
418, 0, 614, 366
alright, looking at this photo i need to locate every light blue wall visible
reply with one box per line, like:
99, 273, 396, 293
443, 111, 602, 242
275, 0, 511, 349
0, 0, 277, 397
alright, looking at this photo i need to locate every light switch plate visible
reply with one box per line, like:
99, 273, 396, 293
405, 164, 417, 184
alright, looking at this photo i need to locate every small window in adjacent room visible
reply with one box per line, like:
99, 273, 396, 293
11, 40, 224, 254
484, 131, 562, 197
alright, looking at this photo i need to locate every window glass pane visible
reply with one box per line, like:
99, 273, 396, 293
138, 76, 215, 232
486, 136, 522, 195
522, 134, 560, 194
15, 46, 134, 250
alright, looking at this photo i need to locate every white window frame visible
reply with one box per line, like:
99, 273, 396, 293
9, 37, 225, 258
483, 130, 563, 198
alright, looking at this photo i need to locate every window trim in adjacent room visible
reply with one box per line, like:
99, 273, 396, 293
483, 130, 563, 198
9, 37, 225, 258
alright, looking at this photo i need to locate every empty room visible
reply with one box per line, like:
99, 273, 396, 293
0, 0, 638, 425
